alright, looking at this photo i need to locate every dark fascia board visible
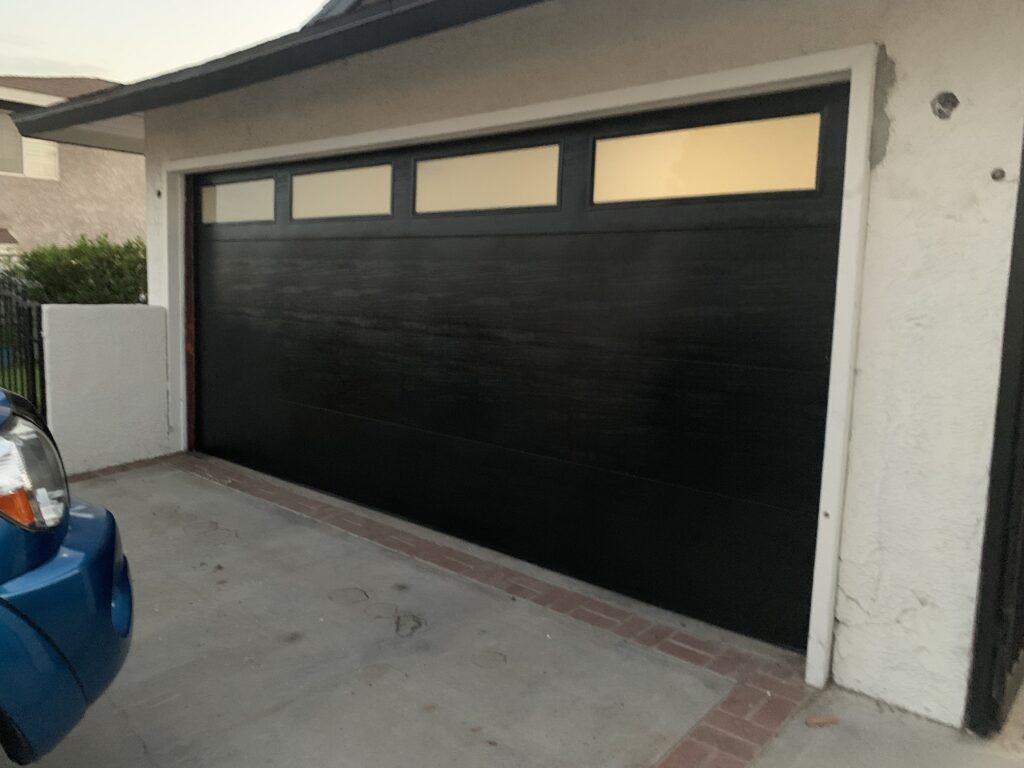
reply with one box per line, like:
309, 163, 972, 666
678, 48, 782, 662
13, 0, 546, 137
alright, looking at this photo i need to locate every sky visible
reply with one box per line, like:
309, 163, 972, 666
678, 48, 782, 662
0, 0, 326, 84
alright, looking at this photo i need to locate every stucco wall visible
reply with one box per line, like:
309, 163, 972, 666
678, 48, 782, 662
143, 0, 1024, 726
0, 142, 144, 252
42, 305, 175, 475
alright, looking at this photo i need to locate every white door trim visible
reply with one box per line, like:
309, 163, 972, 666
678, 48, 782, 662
160, 43, 879, 687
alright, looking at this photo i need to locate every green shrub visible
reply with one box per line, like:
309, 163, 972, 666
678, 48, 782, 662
2, 236, 146, 304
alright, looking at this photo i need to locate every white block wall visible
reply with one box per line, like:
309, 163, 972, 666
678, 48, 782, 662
42, 304, 175, 475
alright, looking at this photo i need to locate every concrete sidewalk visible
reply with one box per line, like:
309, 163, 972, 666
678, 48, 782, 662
757, 687, 1022, 768
20, 457, 1023, 768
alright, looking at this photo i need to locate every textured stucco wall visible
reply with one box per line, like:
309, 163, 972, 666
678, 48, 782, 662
0, 141, 144, 252
143, 0, 1024, 726
42, 305, 175, 474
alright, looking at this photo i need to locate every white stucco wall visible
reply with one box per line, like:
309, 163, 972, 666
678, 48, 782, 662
141, 0, 1024, 726
42, 305, 175, 474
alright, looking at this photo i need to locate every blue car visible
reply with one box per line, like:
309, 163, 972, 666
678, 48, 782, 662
0, 389, 132, 764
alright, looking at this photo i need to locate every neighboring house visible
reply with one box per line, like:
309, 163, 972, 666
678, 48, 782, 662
13, 0, 1024, 735
0, 77, 144, 253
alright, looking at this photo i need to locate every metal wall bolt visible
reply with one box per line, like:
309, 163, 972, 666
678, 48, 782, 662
931, 92, 960, 119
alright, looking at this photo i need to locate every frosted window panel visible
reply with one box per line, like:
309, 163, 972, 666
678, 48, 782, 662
593, 113, 821, 204
416, 145, 560, 213
293, 165, 392, 219
201, 179, 275, 224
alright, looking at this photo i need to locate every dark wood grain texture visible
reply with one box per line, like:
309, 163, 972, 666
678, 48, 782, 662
192, 84, 849, 647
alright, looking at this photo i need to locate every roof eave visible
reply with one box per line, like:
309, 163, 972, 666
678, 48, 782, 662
28, 115, 145, 154
0, 86, 63, 110
13, 0, 545, 153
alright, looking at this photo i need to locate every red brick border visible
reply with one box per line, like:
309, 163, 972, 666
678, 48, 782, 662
69, 453, 185, 483
80, 453, 812, 767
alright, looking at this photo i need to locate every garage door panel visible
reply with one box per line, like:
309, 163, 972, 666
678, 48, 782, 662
200, 225, 839, 372
194, 84, 849, 647
199, 302, 830, 511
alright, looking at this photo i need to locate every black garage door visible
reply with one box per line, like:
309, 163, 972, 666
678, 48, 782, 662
193, 85, 849, 648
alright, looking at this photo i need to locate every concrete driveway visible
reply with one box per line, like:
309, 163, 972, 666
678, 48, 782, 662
19, 456, 1023, 768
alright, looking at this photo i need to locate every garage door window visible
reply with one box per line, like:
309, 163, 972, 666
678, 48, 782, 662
201, 179, 276, 224
593, 113, 821, 204
415, 144, 560, 214
292, 164, 393, 220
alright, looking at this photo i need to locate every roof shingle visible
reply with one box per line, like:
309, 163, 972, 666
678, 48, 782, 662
305, 0, 390, 28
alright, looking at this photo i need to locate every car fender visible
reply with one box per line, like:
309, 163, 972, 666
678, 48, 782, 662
0, 503, 132, 702
0, 601, 86, 764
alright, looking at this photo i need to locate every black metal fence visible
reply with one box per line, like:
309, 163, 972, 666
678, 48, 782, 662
0, 273, 45, 420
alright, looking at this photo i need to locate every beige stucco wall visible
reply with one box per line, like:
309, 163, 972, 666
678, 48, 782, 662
0, 141, 144, 252
143, 0, 1024, 726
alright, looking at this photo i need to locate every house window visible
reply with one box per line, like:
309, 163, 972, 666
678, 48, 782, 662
201, 179, 276, 224
22, 139, 59, 180
0, 113, 60, 180
292, 164, 392, 220
415, 145, 560, 213
0, 114, 23, 175
592, 113, 821, 204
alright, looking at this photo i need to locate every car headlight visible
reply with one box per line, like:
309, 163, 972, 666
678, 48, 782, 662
0, 415, 69, 531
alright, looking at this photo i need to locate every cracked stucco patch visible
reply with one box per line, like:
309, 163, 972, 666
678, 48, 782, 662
870, 46, 896, 169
